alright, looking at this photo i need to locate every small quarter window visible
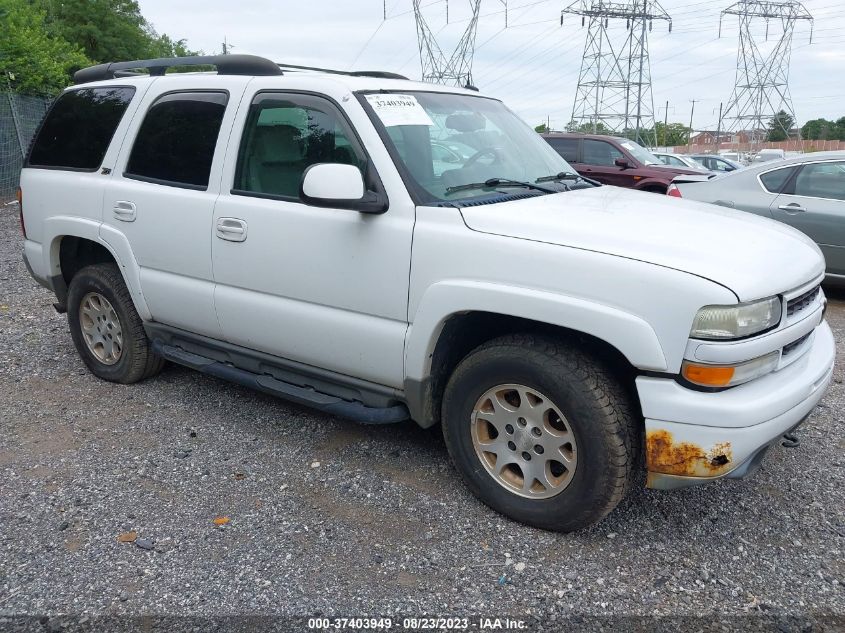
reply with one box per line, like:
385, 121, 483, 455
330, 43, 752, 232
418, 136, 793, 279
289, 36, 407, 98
27, 87, 135, 170
759, 167, 794, 193
126, 91, 228, 189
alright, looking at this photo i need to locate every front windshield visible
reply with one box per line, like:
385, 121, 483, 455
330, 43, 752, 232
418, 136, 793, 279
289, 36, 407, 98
618, 140, 660, 166
362, 91, 578, 203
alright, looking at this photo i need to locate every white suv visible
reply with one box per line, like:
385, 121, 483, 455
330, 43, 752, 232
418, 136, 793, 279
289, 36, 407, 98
19, 55, 835, 531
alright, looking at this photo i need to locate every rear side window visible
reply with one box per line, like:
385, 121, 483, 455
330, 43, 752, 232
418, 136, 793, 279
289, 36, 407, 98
27, 87, 135, 170
546, 137, 578, 162
126, 91, 228, 189
759, 167, 794, 193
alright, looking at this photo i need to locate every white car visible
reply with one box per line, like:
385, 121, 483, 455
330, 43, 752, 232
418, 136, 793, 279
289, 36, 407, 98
19, 54, 835, 532
653, 151, 709, 172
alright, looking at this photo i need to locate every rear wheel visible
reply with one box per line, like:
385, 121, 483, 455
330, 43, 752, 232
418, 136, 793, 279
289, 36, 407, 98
67, 263, 164, 383
442, 334, 639, 532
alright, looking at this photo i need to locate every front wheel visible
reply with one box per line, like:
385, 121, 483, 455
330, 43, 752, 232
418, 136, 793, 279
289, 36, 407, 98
441, 334, 640, 532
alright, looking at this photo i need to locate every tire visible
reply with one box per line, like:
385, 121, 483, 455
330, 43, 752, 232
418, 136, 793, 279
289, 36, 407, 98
441, 333, 640, 532
67, 263, 165, 384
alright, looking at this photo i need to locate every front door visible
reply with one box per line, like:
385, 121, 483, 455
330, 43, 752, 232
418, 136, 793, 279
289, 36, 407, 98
578, 138, 633, 187
211, 90, 413, 388
770, 159, 845, 276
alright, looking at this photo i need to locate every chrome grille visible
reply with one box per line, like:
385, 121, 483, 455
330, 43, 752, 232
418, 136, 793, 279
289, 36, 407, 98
786, 285, 820, 319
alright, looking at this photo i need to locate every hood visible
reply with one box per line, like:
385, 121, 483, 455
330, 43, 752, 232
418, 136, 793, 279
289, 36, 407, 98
459, 186, 824, 301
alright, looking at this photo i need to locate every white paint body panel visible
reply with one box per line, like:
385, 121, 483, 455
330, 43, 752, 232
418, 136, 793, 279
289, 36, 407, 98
459, 185, 825, 302
210, 80, 415, 387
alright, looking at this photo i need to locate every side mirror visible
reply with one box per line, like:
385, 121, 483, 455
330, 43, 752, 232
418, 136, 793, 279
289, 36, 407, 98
300, 163, 387, 213
614, 157, 630, 169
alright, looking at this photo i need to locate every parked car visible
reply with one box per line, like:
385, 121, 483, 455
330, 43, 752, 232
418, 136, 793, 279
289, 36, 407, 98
719, 151, 750, 166
542, 133, 706, 193
689, 153, 744, 173
20, 55, 834, 532
653, 151, 710, 172
668, 152, 845, 283
752, 148, 786, 164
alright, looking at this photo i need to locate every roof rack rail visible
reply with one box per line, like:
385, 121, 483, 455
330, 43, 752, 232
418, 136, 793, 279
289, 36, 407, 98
73, 54, 283, 84
276, 63, 408, 80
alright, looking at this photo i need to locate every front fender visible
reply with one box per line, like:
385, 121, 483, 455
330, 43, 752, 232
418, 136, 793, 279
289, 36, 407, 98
404, 280, 668, 385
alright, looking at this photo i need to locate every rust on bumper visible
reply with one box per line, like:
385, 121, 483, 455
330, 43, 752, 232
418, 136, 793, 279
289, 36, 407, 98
646, 429, 733, 477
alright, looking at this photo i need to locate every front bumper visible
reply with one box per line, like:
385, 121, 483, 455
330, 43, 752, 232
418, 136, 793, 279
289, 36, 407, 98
637, 321, 835, 489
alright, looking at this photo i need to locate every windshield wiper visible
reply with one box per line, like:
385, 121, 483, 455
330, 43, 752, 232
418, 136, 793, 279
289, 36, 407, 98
445, 177, 556, 196
535, 172, 582, 183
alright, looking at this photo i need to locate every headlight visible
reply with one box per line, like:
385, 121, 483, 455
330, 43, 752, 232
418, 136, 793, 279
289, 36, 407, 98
682, 351, 780, 388
690, 296, 782, 340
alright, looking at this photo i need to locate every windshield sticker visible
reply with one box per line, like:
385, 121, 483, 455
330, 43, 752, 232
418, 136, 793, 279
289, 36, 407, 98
365, 94, 434, 127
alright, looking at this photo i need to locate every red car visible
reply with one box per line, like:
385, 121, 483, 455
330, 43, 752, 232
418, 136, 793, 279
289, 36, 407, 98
541, 133, 705, 194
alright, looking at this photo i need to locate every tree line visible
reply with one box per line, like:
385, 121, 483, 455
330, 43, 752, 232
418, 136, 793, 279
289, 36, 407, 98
537, 111, 844, 144
0, 0, 199, 96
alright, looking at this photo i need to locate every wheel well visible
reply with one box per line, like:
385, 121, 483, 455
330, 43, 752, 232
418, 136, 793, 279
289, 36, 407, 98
641, 184, 667, 194
419, 312, 641, 428
59, 236, 116, 286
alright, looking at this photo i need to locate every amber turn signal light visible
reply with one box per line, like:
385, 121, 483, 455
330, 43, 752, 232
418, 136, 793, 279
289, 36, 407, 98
682, 363, 735, 387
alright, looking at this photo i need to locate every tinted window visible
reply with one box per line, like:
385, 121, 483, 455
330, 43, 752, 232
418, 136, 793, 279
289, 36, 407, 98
234, 93, 367, 199
582, 139, 623, 166
27, 87, 135, 170
547, 137, 578, 162
759, 167, 794, 193
792, 162, 845, 201
126, 92, 228, 189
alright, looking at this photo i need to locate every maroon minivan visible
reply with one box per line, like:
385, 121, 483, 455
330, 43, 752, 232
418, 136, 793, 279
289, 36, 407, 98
541, 133, 705, 194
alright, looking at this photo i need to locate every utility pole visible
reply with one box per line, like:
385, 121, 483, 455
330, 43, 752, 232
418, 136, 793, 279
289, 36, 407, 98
564, 0, 672, 145
687, 99, 697, 149
719, 1, 813, 146
715, 101, 723, 151
660, 100, 669, 148
221, 37, 233, 55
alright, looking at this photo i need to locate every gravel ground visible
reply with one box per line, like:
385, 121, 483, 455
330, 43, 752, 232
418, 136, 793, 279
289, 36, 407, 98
0, 202, 843, 630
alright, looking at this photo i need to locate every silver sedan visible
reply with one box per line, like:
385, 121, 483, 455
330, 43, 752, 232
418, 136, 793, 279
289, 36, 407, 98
668, 151, 845, 283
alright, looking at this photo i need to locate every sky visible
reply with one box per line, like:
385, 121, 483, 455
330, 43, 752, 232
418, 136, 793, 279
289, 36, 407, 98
138, 0, 845, 132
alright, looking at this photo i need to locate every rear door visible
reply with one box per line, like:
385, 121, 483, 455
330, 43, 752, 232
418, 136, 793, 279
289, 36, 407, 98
101, 78, 248, 338
770, 160, 845, 275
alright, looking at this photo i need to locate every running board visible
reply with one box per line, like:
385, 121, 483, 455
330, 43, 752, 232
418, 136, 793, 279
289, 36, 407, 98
151, 341, 409, 425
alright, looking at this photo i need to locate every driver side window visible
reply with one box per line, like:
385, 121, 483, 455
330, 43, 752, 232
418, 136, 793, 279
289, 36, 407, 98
234, 93, 367, 199
582, 139, 623, 167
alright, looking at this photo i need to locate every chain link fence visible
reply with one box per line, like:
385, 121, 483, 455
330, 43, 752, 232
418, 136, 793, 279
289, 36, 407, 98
1, 88, 51, 200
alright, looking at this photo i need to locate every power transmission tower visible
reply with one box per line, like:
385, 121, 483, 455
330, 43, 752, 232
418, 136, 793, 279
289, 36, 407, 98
563, 1, 671, 146
719, 1, 813, 145
414, 1, 506, 88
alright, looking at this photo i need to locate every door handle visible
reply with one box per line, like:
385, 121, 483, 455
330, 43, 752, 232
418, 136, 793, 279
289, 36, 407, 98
216, 217, 248, 242
112, 201, 136, 222
778, 203, 806, 213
